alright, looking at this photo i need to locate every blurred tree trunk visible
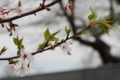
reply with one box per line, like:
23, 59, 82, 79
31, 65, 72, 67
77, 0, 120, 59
59, 0, 120, 64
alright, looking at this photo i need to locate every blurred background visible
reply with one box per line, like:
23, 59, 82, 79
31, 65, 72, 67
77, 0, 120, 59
0, 0, 120, 79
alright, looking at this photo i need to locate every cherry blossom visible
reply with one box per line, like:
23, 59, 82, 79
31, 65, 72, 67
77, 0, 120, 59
17, 61, 35, 77
60, 41, 72, 55
18, 49, 34, 76
17, 64, 30, 77
0, 9, 6, 15
0, 7, 16, 36
0, 7, 22, 17
0, 7, 15, 18
0, 7, 10, 15
27, 64, 35, 73
20, 49, 34, 61
5, 64, 17, 73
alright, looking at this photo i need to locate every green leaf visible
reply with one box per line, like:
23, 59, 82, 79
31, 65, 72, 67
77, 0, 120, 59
13, 24, 19, 27
17, 49, 20, 56
0, 46, 7, 55
88, 14, 94, 20
64, 27, 71, 36
98, 24, 109, 36
38, 42, 46, 50
88, 7, 97, 20
14, 36, 24, 49
21, 45, 24, 49
51, 30, 60, 37
67, 29, 71, 35
49, 37, 55, 41
49, 37, 60, 41
105, 16, 112, 20
99, 21, 115, 31
18, 0, 21, 6
53, 37, 59, 41
44, 28, 51, 40
48, 30, 60, 41
1, 46, 7, 53
77, 31, 87, 36
13, 38, 18, 45
9, 59, 14, 63
18, 45, 24, 49
19, 38, 23, 45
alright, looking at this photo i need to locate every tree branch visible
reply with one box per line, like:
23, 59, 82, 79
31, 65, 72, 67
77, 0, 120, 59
0, 26, 91, 60
0, 0, 62, 23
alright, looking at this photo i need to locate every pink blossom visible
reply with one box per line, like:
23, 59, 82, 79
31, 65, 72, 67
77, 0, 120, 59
17, 64, 30, 77
20, 49, 34, 61
60, 41, 72, 55
5, 64, 17, 73
17, 62, 35, 77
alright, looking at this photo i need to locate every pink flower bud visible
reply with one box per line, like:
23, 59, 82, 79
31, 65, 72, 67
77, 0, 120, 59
64, 0, 74, 11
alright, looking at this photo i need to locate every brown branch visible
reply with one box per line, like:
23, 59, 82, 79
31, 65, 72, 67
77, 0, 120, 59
0, 26, 91, 60
0, 0, 62, 23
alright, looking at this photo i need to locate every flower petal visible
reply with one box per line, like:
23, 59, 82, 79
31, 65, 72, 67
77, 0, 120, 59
20, 49, 25, 55
19, 68, 25, 77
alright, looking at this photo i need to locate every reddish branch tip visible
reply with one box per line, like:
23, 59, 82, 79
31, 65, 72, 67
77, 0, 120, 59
64, 6, 68, 11
64, 0, 74, 11
9, 32, 12, 36
68, 5, 74, 11
67, 52, 71, 55
51, 46, 55, 50
64, 5, 74, 11
46, 8, 51, 11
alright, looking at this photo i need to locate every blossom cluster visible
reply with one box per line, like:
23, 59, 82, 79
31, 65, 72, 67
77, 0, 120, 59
5, 40, 72, 77
6, 49, 34, 77
0, 6, 22, 36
